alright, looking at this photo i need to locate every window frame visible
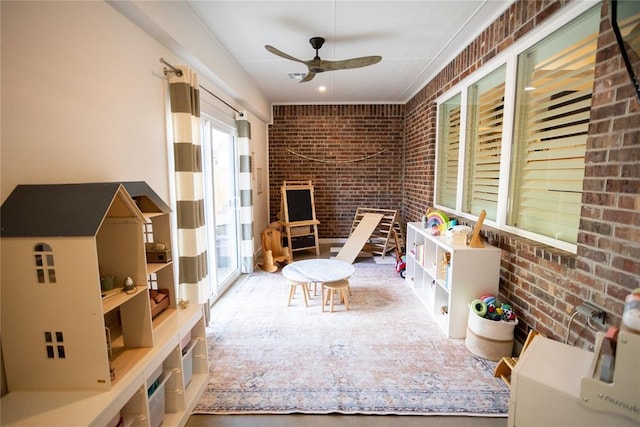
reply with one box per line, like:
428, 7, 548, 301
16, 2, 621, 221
463, 64, 507, 221
434, 0, 600, 253
435, 92, 463, 210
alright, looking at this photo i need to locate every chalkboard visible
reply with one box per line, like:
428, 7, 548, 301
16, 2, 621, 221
280, 181, 320, 257
284, 189, 313, 222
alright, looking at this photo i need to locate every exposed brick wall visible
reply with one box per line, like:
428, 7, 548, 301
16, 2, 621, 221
403, 0, 639, 349
577, 0, 640, 333
268, 105, 405, 238
405, 0, 572, 225
267, 1, 640, 350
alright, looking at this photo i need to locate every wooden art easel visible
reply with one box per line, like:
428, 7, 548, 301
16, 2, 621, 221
279, 180, 320, 258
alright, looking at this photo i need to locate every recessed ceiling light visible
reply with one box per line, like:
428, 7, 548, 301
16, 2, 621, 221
318, 86, 326, 92
524, 86, 536, 91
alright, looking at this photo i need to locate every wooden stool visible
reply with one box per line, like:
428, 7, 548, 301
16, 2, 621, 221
287, 280, 310, 306
308, 281, 321, 296
322, 279, 350, 312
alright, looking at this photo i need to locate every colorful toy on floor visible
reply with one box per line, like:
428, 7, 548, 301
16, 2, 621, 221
392, 228, 406, 279
470, 294, 517, 322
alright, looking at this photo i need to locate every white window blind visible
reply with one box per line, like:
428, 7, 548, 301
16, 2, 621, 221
436, 93, 461, 210
508, 7, 599, 244
464, 66, 506, 220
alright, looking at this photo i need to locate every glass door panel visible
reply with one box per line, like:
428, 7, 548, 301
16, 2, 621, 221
202, 120, 241, 299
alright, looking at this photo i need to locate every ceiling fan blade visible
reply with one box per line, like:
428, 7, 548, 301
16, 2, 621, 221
320, 56, 382, 71
265, 45, 305, 63
299, 71, 316, 83
267, 38, 382, 83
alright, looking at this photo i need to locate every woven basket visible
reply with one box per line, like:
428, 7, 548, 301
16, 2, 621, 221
465, 305, 518, 361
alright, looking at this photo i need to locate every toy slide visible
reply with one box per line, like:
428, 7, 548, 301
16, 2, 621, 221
334, 213, 384, 264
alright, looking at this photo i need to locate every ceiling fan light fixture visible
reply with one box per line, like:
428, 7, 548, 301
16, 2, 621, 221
287, 72, 308, 80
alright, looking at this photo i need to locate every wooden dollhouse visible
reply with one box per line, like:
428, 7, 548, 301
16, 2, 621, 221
1, 182, 208, 426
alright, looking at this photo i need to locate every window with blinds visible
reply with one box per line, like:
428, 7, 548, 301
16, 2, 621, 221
508, 6, 600, 244
432, 3, 604, 251
436, 93, 461, 210
464, 65, 506, 221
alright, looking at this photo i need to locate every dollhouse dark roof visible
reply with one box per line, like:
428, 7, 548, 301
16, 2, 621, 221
121, 181, 171, 214
0, 181, 168, 237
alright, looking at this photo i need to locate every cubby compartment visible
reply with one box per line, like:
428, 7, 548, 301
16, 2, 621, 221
405, 222, 501, 338
181, 315, 209, 404
147, 368, 171, 427
121, 385, 149, 427
182, 339, 197, 387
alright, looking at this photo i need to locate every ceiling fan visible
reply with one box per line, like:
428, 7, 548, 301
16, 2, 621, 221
265, 37, 382, 83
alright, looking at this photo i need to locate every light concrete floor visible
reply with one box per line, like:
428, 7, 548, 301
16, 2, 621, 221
186, 244, 510, 427
186, 414, 508, 427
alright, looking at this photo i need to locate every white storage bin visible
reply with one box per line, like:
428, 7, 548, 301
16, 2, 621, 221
148, 371, 171, 427
182, 339, 197, 387
147, 364, 163, 388
180, 330, 191, 351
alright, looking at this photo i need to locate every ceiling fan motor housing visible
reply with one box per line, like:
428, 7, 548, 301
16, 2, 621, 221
309, 37, 325, 50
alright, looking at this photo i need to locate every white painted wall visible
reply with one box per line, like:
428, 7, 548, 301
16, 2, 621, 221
0, 0, 271, 247
1, 1, 171, 199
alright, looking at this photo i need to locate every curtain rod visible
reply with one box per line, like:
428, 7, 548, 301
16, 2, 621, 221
160, 58, 182, 77
198, 84, 243, 116
159, 58, 243, 116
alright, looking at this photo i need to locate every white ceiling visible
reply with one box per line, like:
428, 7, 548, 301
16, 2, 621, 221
185, 0, 514, 104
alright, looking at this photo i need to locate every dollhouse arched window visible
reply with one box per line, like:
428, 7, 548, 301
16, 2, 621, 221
34, 243, 56, 283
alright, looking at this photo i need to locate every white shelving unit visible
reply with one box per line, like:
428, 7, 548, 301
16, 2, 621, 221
405, 222, 501, 338
1, 304, 208, 427
0, 182, 208, 427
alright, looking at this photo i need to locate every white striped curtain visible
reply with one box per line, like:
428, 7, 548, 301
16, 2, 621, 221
236, 113, 254, 273
169, 66, 209, 304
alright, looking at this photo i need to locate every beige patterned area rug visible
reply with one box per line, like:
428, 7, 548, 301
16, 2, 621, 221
193, 262, 509, 416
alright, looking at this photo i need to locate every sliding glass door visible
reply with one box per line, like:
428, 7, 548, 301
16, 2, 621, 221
202, 118, 241, 299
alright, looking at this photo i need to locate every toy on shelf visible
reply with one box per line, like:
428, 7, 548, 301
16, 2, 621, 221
468, 209, 486, 248
149, 288, 170, 318
423, 208, 457, 236
446, 225, 472, 244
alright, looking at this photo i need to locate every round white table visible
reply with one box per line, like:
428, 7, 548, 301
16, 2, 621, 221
282, 258, 355, 284
282, 259, 355, 309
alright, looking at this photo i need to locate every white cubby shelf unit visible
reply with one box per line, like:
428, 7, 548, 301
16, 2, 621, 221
0, 182, 209, 427
405, 222, 501, 339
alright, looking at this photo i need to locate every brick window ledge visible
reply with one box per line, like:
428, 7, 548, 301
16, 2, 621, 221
455, 219, 577, 269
